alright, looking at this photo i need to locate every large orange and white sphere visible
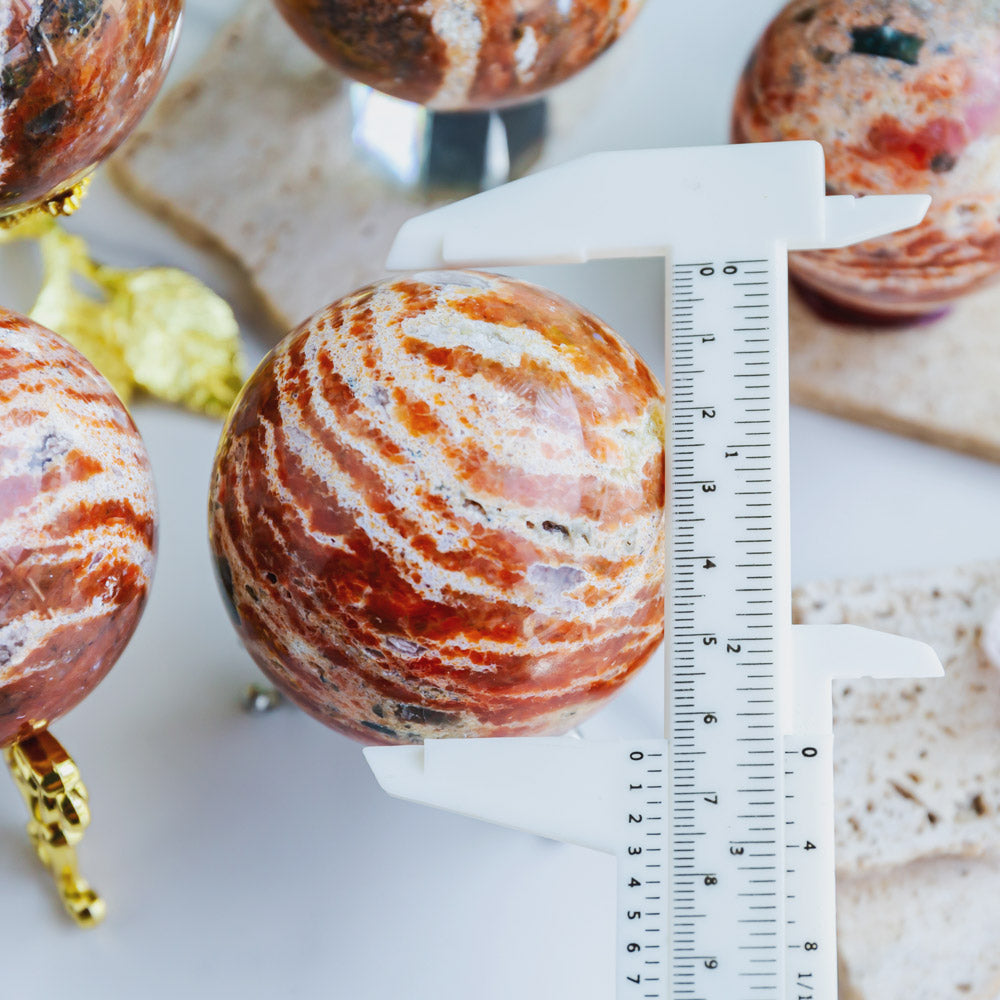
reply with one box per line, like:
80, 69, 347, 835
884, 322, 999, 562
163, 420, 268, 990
0, 312, 157, 747
210, 271, 665, 744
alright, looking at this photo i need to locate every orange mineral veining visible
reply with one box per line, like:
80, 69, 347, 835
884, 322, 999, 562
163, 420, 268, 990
272, 0, 642, 111
733, 0, 1000, 319
1, 0, 183, 217
209, 272, 665, 744
0, 312, 157, 747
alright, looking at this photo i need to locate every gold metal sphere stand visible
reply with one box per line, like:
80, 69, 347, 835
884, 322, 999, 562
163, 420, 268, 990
4, 730, 105, 928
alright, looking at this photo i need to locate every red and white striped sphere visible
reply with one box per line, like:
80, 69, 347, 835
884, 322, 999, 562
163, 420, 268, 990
210, 271, 665, 744
0, 312, 157, 748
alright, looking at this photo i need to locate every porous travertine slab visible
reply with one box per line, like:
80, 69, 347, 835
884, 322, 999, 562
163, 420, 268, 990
795, 560, 1000, 874
790, 284, 1000, 462
837, 855, 1000, 1000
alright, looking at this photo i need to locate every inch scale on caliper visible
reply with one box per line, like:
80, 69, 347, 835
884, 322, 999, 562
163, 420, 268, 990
364, 142, 943, 1000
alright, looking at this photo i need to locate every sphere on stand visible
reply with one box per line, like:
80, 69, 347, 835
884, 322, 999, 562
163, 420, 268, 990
732, 0, 1000, 321
0, 311, 158, 747
272, 0, 643, 110
210, 271, 665, 744
1, 0, 184, 218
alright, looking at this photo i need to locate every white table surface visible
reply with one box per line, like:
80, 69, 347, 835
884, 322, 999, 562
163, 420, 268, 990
3, 2, 1000, 998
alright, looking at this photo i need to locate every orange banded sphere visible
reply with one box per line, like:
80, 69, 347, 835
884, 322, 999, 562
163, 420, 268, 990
272, 0, 643, 111
1, 0, 183, 218
209, 272, 665, 744
0, 312, 157, 747
733, 0, 1000, 320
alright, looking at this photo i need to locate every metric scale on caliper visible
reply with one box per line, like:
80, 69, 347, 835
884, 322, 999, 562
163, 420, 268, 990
365, 142, 945, 1000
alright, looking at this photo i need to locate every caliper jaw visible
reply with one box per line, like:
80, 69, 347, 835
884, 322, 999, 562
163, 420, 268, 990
365, 625, 943, 852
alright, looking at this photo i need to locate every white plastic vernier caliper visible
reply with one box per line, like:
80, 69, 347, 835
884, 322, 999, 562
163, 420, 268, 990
364, 142, 943, 1000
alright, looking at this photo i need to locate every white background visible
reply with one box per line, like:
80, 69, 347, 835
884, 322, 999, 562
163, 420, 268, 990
3, 1, 1000, 997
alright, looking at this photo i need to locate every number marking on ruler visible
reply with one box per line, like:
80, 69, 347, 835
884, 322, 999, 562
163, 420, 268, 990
621, 745, 669, 1000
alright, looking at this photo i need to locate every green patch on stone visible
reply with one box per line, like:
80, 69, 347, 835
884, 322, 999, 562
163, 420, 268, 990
850, 25, 924, 66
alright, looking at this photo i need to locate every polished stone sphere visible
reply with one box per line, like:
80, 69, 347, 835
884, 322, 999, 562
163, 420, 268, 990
272, 0, 643, 110
0, 312, 158, 748
1, 0, 184, 218
733, 0, 1000, 320
210, 271, 665, 744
